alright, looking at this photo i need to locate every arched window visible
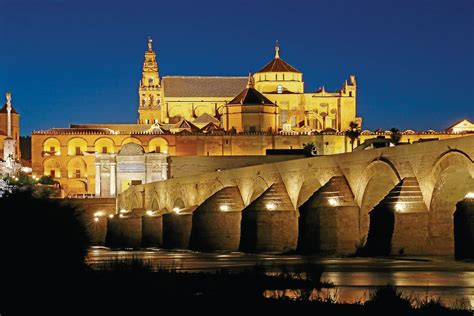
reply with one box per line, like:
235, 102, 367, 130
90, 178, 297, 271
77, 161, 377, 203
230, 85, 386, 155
43, 138, 61, 156
67, 138, 88, 156
43, 159, 61, 178
94, 138, 115, 154
149, 137, 169, 154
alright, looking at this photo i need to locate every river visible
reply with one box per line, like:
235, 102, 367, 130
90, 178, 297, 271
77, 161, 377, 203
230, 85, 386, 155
86, 248, 474, 308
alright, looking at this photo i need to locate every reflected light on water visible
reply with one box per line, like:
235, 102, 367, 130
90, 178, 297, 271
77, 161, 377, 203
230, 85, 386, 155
86, 249, 474, 307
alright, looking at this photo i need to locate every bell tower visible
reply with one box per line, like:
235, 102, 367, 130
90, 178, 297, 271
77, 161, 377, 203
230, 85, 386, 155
138, 37, 163, 124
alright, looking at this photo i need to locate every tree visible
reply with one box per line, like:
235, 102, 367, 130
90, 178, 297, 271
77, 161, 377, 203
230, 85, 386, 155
303, 142, 318, 157
345, 121, 361, 151
390, 128, 401, 145
38, 175, 57, 185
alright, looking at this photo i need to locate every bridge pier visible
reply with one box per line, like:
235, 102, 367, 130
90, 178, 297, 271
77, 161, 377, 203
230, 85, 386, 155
454, 196, 474, 260
240, 182, 298, 253
105, 215, 142, 249
366, 178, 429, 255
142, 215, 163, 248
89, 216, 107, 246
190, 187, 244, 252
298, 176, 359, 254
162, 207, 196, 249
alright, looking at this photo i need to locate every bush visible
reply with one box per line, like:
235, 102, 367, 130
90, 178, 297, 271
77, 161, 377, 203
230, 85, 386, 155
365, 285, 412, 314
0, 189, 90, 288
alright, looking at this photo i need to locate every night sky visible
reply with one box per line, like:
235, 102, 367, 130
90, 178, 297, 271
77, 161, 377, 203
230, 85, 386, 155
1, 0, 473, 135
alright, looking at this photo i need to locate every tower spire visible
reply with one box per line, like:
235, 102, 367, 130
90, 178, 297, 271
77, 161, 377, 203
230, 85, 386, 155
148, 36, 153, 51
275, 40, 280, 59
246, 72, 255, 89
5, 91, 12, 138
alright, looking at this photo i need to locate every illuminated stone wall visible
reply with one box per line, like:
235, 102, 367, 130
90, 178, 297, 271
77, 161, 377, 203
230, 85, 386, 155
115, 136, 473, 255
31, 131, 470, 196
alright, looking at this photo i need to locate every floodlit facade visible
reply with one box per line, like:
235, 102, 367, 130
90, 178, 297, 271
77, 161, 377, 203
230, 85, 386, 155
30, 38, 472, 197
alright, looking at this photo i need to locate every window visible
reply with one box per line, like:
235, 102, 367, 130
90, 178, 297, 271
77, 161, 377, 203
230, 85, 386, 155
148, 78, 153, 84
50, 146, 55, 153
277, 85, 283, 94
145, 119, 149, 124
131, 180, 142, 186
75, 147, 81, 155
155, 146, 160, 153
282, 74, 285, 80
50, 170, 56, 178
75, 169, 81, 178
249, 126, 257, 133
102, 147, 108, 154
349, 91, 353, 97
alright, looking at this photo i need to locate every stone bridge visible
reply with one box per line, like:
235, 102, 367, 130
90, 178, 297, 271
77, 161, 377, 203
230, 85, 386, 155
111, 135, 474, 256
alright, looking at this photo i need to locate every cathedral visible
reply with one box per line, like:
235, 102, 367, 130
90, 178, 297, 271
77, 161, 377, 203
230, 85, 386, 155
137, 37, 360, 132
30, 38, 469, 197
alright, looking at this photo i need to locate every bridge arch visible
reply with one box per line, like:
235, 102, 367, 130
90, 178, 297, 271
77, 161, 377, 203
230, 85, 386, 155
428, 149, 474, 254
245, 176, 271, 205
296, 176, 323, 207
356, 158, 401, 238
196, 179, 225, 204
150, 198, 160, 211
172, 197, 186, 211
130, 192, 141, 210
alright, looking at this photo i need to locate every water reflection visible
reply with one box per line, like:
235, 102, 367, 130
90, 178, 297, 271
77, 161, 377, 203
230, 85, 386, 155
86, 248, 474, 307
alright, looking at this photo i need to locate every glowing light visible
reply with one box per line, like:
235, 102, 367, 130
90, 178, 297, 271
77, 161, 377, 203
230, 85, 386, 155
465, 192, 474, 199
328, 198, 338, 206
119, 209, 128, 214
395, 203, 404, 212
173, 207, 181, 214
94, 211, 105, 217
119, 214, 124, 218
94, 217, 99, 222
108, 214, 114, 218
146, 210, 154, 216
219, 204, 229, 212
265, 203, 277, 211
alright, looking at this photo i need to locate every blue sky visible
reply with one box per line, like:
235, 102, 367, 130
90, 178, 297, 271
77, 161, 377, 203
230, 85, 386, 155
1, 0, 473, 135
